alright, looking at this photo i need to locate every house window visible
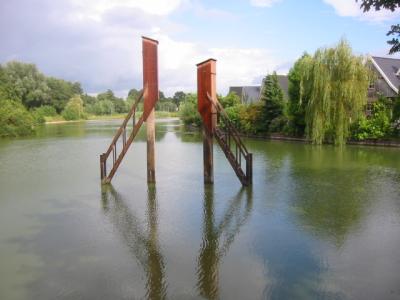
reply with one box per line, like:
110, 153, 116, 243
368, 81, 375, 89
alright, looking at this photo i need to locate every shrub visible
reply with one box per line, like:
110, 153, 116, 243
32, 105, 57, 124
224, 104, 244, 130
352, 100, 391, 140
0, 100, 35, 137
178, 93, 201, 127
239, 102, 266, 134
62, 95, 86, 120
268, 115, 289, 133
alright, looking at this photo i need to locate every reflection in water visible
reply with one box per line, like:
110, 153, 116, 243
101, 185, 253, 300
197, 186, 253, 299
290, 147, 373, 246
101, 185, 167, 300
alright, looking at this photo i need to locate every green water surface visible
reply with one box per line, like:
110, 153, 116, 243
0, 119, 399, 300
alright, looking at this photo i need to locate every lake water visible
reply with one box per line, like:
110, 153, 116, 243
0, 119, 399, 300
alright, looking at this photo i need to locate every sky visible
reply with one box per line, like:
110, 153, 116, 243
1, 0, 400, 97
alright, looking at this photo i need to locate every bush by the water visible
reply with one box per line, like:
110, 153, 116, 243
0, 100, 35, 137
32, 105, 58, 124
62, 95, 86, 120
352, 99, 392, 140
179, 93, 201, 127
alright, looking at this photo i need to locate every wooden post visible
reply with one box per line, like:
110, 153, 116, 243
142, 37, 159, 183
197, 59, 217, 184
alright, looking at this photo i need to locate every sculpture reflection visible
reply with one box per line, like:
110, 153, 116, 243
101, 184, 253, 300
197, 186, 253, 299
101, 185, 167, 300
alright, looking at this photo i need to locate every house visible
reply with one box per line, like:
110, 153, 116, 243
229, 75, 289, 104
229, 86, 261, 104
369, 56, 400, 100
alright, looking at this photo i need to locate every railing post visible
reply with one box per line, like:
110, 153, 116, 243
197, 59, 217, 184
142, 36, 159, 184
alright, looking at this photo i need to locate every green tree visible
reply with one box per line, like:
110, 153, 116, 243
156, 100, 177, 112
218, 92, 241, 108
62, 95, 85, 120
159, 91, 166, 101
357, 0, 400, 54
97, 89, 127, 114
301, 39, 370, 145
287, 53, 312, 136
82, 94, 97, 107
172, 91, 186, 108
46, 77, 81, 113
126, 88, 142, 110
0, 70, 6, 100
2, 61, 50, 108
260, 72, 285, 132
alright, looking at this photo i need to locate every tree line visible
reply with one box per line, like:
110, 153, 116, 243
0, 61, 184, 137
179, 39, 400, 145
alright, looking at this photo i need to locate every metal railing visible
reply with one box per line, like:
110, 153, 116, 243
206, 93, 253, 185
100, 89, 146, 183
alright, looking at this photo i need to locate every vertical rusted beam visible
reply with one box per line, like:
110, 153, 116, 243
142, 36, 159, 183
197, 59, 217, 184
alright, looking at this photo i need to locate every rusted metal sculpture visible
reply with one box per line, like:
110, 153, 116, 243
142, 37, 159, 183
100, 37, 159, 184
197, 59, 217, 184
197, 59, 253, 186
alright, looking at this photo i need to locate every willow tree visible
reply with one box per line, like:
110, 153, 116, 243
300, 40, 370, 145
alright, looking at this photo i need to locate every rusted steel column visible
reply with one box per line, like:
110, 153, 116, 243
197, 59, 217, 184
142, 36, 159, 183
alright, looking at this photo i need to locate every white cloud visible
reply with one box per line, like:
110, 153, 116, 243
70, 0, 185, 21
0, 0, 283, 97
324, 0, 400, 22
250, 0, 282, 8
210, 47, 280, 92
150, 35, 283, 96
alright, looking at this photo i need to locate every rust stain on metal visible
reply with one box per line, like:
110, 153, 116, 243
197, 59, 217, 183
142, 37, 159, 122
197, 59, 217, 133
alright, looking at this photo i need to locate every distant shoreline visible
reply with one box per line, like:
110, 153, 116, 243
45, 112, 178, 124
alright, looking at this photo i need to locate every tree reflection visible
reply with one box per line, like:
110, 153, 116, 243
196, 186, 253, 299
101, 185, 167, 300
290, 147, 372, 246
